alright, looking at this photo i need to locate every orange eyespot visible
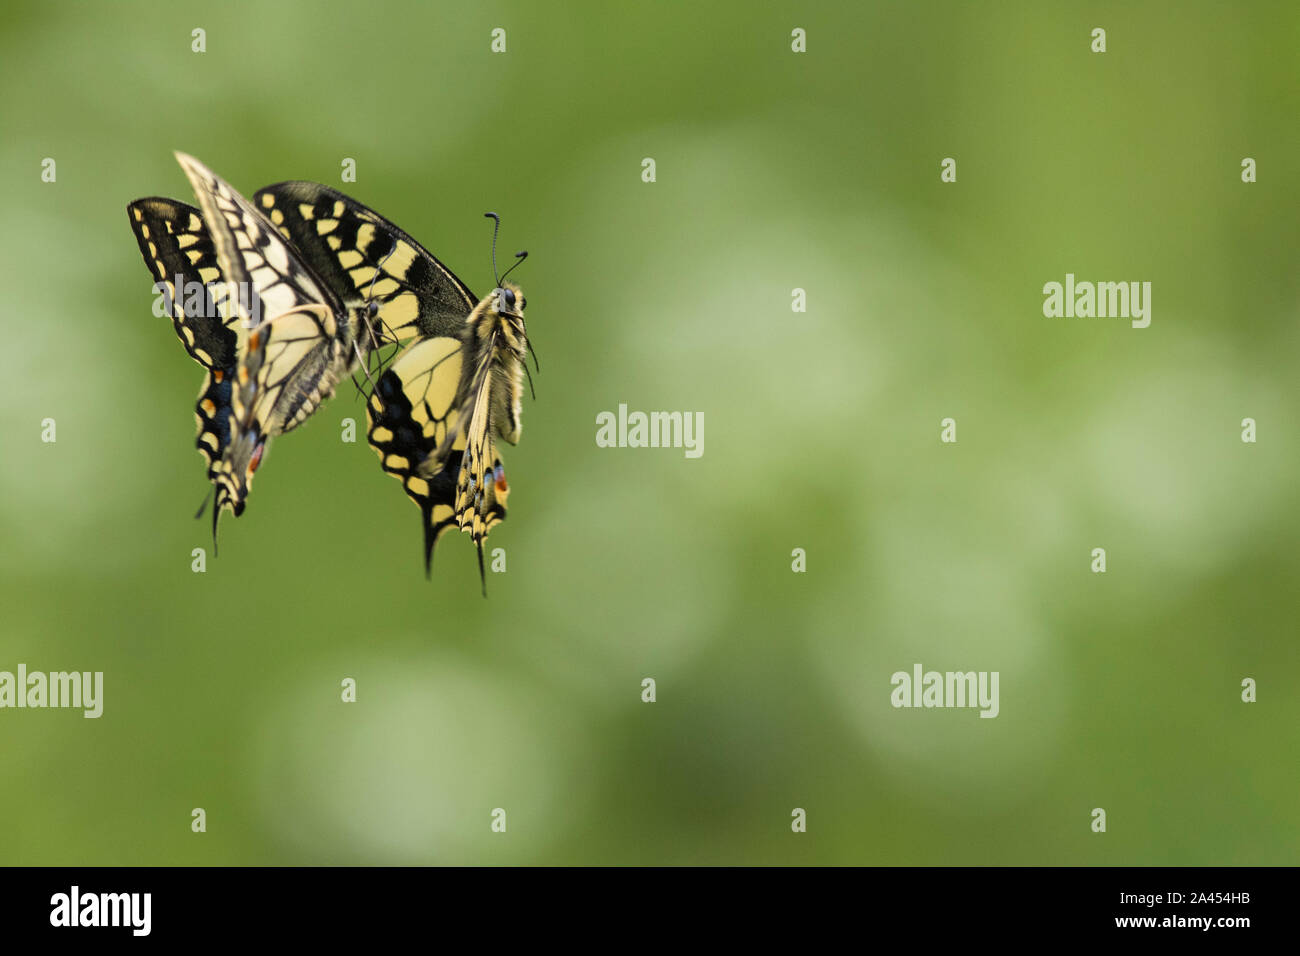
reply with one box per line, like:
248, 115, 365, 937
248, 443, 264, 474
249, 329, 262, 350
493, 464, 508, 494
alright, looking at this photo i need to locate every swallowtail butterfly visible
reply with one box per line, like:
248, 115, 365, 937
129, 154, 381, 542
130, 158, 534, 590
255, 185, 533, 592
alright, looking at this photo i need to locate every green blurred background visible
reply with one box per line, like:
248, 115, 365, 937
1, 0, 1297, 865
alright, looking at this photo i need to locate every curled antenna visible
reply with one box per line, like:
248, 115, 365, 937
484, 212, 528, 285
500, 249, 528, 283
484, 212, 502, 284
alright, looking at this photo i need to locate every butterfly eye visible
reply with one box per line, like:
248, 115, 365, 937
501, 288, 516, 310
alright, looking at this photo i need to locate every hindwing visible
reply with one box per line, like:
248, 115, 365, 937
367, 336, 494, 573
448, 336, 511, 550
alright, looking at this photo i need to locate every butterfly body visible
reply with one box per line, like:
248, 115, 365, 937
437, 282, 529, 547
465, 280, 529, 447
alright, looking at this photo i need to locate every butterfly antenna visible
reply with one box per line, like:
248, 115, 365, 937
484, 212, 503, 284
499, 250, 528, 283
485, 212, 528, 286
526, 337, 540, 373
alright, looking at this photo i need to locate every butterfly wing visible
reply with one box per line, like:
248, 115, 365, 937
450, 340, 510, 551
252, 181, 476, 344
368, 320, 515, 594
254, 179, 522, 587
258, 181, 516, 580
126, 197, 240, 488
366, 336, 479, 572
173, 154, 343, 334
173, 153, 357, 527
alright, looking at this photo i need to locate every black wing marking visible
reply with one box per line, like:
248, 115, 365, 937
366, 336, 505, 581
126, 197, 239, 485
450, 334, 510, 549
172, 153, 357, 531
173, 153, 345, 330
253, 180, 476, 344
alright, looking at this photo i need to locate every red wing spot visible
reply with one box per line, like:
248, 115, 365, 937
495, 474, 509, 494
248, 443, 265, 474
212, 370, 224, 383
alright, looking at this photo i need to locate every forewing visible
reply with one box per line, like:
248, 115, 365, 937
253, 181, 476, 343
126, 197, 239, 484
173, 153, 343, 330
126, 198, 239, 368
171, 154, 352, 526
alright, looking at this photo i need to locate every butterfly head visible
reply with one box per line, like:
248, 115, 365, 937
493, 281, 526, 320
477, 281, 528, 357
483, 211, 528, 319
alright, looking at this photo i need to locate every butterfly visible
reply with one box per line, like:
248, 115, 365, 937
367, 258, 532, 593
248, 185, 529, 591
130, 158, 535, 589
129, 153, 384, 542
257, 191, 535, 593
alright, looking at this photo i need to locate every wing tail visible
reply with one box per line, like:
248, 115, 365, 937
476, 539, 486, 598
